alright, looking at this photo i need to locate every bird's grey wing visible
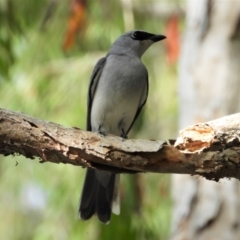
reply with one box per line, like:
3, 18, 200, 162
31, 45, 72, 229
87, 57, 106, 131
126, 74, 149, 134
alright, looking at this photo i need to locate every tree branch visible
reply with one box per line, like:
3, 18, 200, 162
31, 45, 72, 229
1, 108, 240, 180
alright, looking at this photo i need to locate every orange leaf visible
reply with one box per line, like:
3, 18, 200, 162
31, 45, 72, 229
165, 15, 180, 64
63, 0, 87, 51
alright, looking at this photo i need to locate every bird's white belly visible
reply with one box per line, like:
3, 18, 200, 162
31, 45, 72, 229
91, 88, 141, 136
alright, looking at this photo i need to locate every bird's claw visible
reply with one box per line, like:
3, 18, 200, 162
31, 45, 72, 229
98, 125, 106, 136
121, 129, 128, 140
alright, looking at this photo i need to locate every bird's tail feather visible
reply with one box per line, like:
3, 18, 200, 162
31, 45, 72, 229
79, 168, 120, 224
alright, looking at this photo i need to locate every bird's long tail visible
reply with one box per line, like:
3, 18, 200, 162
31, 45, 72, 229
79, 168, 120, 224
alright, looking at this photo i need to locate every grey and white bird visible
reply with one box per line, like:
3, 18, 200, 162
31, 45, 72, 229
79, 30, 166, 224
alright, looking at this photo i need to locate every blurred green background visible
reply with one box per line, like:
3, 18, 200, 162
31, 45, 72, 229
0, 0, 179, 239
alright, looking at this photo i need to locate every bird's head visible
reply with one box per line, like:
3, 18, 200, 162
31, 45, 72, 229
109, 30, 166, 57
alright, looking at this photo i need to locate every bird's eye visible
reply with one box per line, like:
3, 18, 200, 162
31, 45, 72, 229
131, 31, 139, 40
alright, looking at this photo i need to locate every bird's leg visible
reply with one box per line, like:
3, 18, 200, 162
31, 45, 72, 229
98, 124, 106, 136
121, 129, 128, 140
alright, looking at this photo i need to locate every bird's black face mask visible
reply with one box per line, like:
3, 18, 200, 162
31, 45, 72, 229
131, 31, 166, 42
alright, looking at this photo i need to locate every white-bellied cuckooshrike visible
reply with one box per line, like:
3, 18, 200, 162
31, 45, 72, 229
79, 30, 166, 224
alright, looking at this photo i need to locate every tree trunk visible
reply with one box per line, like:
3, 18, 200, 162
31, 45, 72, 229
171, 0, 240, 239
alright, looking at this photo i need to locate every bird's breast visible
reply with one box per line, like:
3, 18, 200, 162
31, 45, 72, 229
90, 55, 147, 135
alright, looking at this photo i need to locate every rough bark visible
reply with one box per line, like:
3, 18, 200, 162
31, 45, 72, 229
172, 1, 240, 239
1, 108, 240, 180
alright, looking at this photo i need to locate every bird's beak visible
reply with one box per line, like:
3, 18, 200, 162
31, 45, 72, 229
150, 34, 166, 42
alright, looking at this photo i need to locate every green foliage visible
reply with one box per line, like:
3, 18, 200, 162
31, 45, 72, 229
0, 0, 178, 239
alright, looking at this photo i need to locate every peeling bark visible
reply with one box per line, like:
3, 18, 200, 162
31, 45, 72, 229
1, 108, 240, 180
